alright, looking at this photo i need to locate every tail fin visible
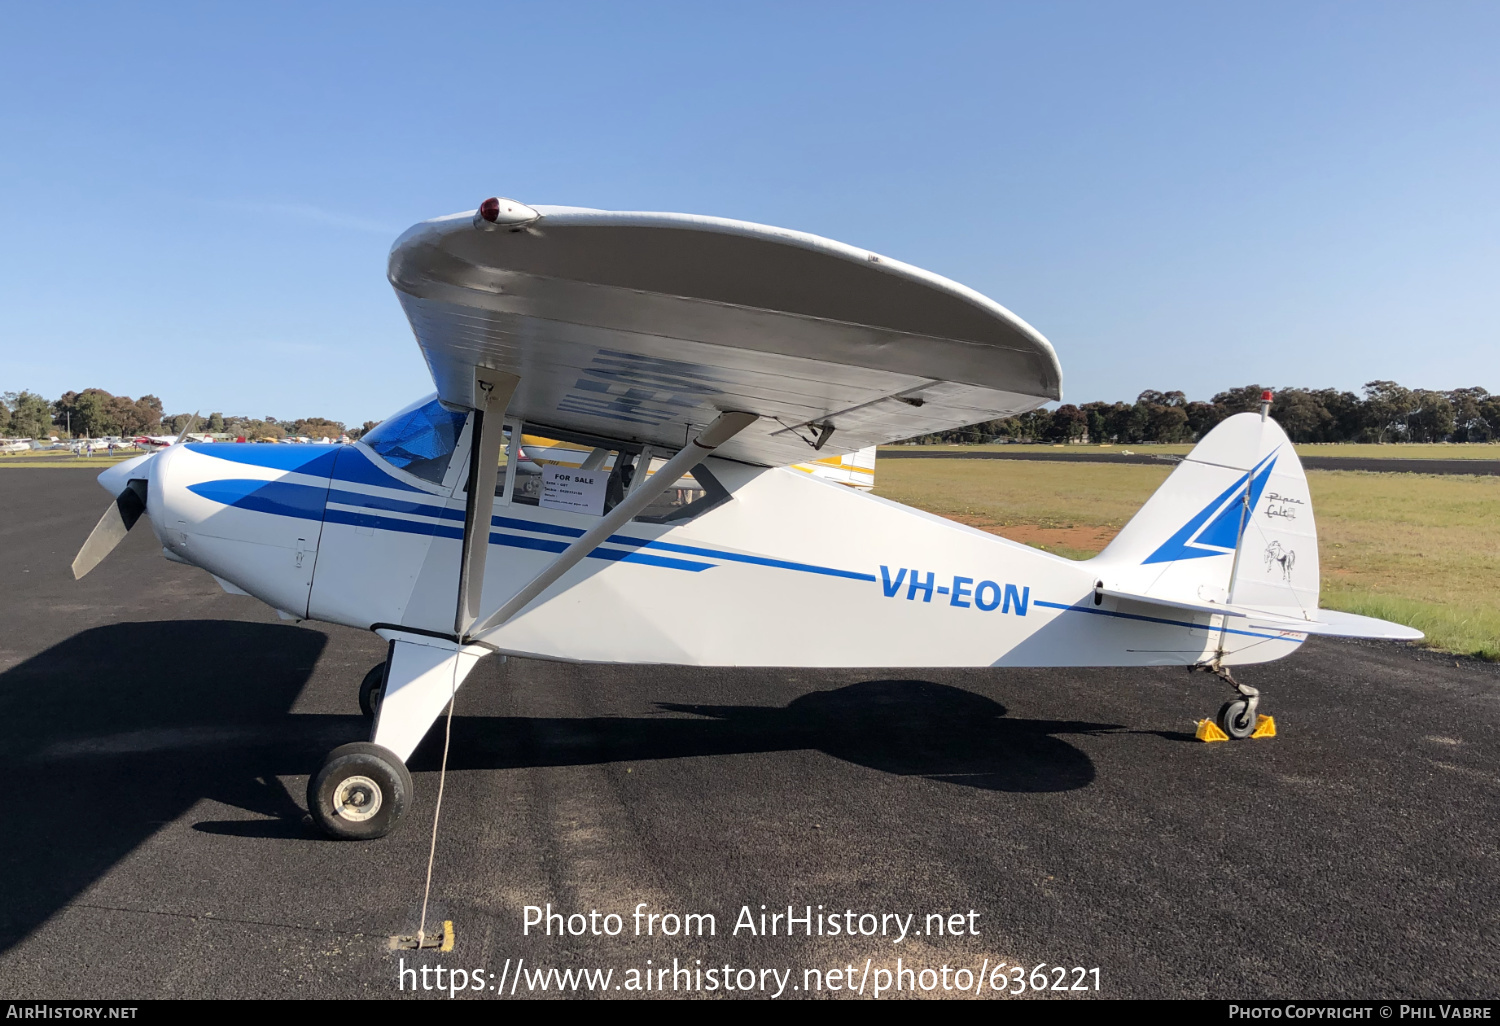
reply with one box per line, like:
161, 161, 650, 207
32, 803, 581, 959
1090, 413, 1319, 617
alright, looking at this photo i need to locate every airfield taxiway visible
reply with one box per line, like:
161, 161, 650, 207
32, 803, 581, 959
1, 470, 1495, 999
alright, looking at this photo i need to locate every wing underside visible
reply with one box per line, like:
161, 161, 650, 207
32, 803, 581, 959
389, 205, 1062, 467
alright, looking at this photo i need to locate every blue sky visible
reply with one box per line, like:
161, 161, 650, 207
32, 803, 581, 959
1, 2, 1496, 426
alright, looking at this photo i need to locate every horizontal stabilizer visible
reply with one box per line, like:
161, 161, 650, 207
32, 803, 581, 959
1100, 586, 1245, 618
1237, 607, 1424, 641
1099, 588, 1422, 641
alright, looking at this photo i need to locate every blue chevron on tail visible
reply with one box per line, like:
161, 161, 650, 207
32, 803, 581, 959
1142, 449, 1280, 564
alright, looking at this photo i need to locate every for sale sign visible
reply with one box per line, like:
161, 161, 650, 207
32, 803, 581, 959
540, 465, 608, 515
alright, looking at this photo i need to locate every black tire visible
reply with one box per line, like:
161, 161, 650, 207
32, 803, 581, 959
1217, 699, 1256, 740
308, 742, 412, 840
359, 662, 388, 720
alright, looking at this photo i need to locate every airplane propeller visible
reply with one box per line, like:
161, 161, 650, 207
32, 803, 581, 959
71, 478, 148, 579
70, 412, 197, 580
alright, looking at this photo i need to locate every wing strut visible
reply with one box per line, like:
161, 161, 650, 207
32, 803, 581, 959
466, 411, 757, 640
455, 368, 520, 635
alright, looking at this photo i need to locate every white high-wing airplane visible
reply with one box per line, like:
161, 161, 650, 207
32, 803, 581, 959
73, 198, 1420, 840
134, 433, 213, 450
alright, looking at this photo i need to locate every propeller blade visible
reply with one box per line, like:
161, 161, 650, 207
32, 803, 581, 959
174, 411, 200, 445
71, 480, 148, 580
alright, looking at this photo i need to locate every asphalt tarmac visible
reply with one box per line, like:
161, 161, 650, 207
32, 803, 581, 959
880, 449, 1500, 475
1, 469, 1495, 1000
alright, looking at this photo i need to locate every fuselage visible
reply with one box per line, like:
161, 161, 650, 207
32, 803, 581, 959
140, 402, 1303, 669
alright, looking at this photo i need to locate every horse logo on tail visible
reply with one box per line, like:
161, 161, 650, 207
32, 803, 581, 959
1264, 541, 1296, 581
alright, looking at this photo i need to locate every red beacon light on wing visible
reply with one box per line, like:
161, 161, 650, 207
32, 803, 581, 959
474, 196, 541, 230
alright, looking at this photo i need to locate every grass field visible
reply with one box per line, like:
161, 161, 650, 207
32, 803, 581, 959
873, 460, 1500, 660
882, 442, 1500, 460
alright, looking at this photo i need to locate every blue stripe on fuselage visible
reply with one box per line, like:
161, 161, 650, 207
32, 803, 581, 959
326, 492, 878, 582
328, 445, 428, 492
318, 507, 713, 571
186, 443, 343, 476
188, 479, 328, 520
191, 443, 429, 493
191, 459, 876, 582
327, 488, 462, 520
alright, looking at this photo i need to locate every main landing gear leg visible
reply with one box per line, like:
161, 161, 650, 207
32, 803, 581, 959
309, 637, 484, 839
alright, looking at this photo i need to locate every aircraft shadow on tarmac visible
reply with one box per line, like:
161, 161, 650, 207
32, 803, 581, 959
433, 679, 1119, 793
0, 620, 1118, 953
0, 620, 331, 952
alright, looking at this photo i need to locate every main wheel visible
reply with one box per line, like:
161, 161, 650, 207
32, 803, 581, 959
308, 742, 412, 840
1216, 699, 1256, 740
359, 663, 388, 719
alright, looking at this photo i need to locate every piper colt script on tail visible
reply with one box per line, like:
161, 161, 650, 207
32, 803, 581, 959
72, 199, 1422, 840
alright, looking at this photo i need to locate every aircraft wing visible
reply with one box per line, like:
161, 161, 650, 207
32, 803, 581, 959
388, 203, 1062, 468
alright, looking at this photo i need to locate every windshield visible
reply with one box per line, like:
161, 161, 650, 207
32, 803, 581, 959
361, 394, 468, 485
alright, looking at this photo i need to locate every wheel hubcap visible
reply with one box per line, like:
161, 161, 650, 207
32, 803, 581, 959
333, 774, 383, 821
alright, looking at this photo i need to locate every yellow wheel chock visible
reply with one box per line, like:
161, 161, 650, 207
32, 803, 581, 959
1196, 719, 1230, 742
1197, 715, 1276, 742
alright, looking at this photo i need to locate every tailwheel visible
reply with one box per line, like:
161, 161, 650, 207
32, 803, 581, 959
1194, 664, 1273, 741
359, 662, 388, 719
308, 742, 411, 840
1216, 699, 1257, 740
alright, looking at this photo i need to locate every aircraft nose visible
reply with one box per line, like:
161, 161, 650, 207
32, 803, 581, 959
97, 452, 155, 497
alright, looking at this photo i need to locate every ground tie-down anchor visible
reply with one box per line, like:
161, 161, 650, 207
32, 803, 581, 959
1192, 663, 1276, 741
389, 920, 454, 952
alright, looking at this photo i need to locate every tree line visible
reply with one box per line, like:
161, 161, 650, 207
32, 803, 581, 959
0, 387, 377, 441
911, 382, 1500, 445
8, 381, 1496, 447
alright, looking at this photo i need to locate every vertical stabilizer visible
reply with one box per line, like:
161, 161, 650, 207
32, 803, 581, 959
1090, 413, 1319, 618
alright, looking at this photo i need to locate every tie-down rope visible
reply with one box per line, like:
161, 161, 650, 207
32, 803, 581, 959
415, 647, 462, 948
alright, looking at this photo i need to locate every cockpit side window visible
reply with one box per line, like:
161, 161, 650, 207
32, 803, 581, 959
499, 423, 729, 523
361, 395, 469, 485
629, 459, 729, 523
